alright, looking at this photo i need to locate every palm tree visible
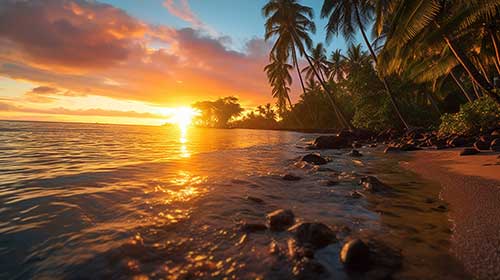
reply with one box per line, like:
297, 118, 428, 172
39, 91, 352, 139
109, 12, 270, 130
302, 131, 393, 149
344, 43, 370, 78
302, 43, 330, 81
263, 0, 351, 129
264, 54, 294, 115
382, 0, 500, 104
328, 49, 346, 82
321, 0, 411, 129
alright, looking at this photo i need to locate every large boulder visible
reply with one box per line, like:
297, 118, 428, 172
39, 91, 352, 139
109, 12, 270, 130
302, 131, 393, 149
290, 222, 337, 249
340, 239, 371, 271
312, 135, 350, 149
267, 209, 295, 231
301, 153, 328, 165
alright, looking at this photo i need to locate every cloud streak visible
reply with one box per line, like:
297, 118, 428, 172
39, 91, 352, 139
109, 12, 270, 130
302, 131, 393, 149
162, 0, 216, 35
0, 101, 165, 119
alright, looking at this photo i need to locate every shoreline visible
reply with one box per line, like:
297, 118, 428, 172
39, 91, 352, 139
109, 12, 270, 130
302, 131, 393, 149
402, 149, 500, 279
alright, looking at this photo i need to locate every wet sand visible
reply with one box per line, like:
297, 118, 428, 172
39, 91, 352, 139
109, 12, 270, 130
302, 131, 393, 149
403, 149, 500, 280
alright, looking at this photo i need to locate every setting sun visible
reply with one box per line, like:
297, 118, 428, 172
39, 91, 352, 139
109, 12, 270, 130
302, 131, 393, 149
165, 107, 199, 128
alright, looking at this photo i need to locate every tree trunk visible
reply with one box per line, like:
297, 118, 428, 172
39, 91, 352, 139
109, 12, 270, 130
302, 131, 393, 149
355, 5, 410, 129
473, 54, 491, 84
291, 47, 307, 94
444, 37, 500, 104
291, 33, 351, 129
450, 70, 473, 102
489, 27, 500, 75
303, 53, 352, 129
427, 91, 441, 116
472, 82, 482, 99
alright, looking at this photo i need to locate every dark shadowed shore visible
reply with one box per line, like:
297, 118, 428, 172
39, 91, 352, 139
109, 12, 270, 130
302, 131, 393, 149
402, 150, 500, 280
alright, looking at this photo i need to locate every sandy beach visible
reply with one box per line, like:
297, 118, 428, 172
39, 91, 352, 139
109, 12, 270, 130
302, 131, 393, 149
403, 150, 500, 280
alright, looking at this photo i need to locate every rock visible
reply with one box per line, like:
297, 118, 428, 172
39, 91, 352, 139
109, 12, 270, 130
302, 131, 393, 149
348, 149, 363, 157
376, 128, 401, 142
240, 222, 267, 233
350, 191, 363, 198
384, 146, 399, 153
479, 135, 492, 143
283, 174, 301, 181
460, 148, 479, 156
245, 196, 264, 204
301, 153, 328, 165
352, 142, 362, 148
405, 127, 426, 139
269, 241, 279, 255
473, 140, 490, 151
340, 239, 371, 271
399, 143, 422, 151
431, 205, 448, 212
491, 130, 500, 139
312, 135, 350, 149
325, 180, 339, 186
292, 258, 326, 280
359, 176, 388, 193
491, 138, 500, 152
290, 222, 337, 249
267, 209, 295, 231
447, 136, 467, 147
287, 239, 315, 259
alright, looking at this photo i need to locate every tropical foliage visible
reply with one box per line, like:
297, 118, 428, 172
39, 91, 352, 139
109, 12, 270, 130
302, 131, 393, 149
259, 0, 500, 132
194, 1, 500, 133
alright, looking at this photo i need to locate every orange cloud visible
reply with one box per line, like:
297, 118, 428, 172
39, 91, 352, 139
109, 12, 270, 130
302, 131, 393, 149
0, 0, 295, 120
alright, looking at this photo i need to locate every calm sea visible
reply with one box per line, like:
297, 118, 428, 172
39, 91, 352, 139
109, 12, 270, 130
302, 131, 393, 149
0, 120, 467, 279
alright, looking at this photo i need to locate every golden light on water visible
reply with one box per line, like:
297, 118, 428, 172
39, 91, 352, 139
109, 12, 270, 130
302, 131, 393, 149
163, 107, 199, 158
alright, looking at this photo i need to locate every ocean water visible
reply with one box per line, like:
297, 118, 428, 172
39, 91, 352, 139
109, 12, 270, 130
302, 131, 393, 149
0, 121, 468, 279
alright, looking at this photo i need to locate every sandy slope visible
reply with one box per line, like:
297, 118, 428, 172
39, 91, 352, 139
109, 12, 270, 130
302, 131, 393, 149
403, 150, 500, 280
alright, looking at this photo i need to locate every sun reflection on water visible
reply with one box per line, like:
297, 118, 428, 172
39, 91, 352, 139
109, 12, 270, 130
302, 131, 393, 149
179, 126, 190, 158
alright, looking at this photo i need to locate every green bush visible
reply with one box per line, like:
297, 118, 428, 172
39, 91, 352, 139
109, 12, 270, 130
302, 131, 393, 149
438, 96, 500, 136
352, 100, 393, 131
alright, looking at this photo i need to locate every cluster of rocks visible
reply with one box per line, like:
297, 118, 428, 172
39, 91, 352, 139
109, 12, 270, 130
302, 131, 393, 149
306, 126, 500, 157
309, 129, 374, 150
382, 128, 500, 154
239, 207, 401, 279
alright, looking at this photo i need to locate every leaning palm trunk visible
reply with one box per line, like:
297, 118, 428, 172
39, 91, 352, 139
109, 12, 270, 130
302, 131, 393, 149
489, 28, 500, 75
354, 6, 410, 129
473, 54, 492, 84
302, 51, 352, 129
444, 36, 500, 104
427, 91, 441, 115
291, 47, 307, 95
450, 71, 474, 102
472, 82, 482, 99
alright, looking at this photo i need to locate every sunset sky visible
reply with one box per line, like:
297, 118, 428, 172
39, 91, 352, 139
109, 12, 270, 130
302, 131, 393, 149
0, 0, 351, 125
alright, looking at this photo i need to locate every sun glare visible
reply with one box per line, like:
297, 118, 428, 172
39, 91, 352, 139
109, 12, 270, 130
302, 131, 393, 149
165, 107, 199, 128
